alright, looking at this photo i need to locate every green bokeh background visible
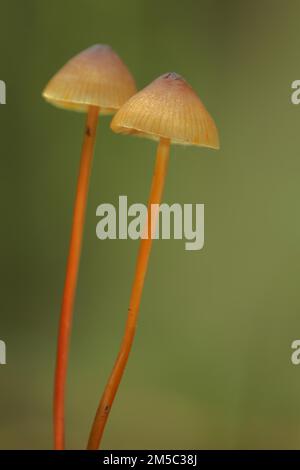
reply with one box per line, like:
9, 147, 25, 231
1, 0, 300, 449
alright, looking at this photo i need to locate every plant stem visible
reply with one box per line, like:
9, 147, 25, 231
87, 137, 170, 450
54, 105, 99, 450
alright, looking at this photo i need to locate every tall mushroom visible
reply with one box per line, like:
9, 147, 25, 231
42, 44, 136, 450
87, 72, 219, 449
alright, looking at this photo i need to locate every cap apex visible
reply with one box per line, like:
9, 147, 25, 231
162, 72, 183, 81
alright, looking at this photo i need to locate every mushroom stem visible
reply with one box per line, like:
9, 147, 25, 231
54, 105, 100, 450
87, 137, 170, 450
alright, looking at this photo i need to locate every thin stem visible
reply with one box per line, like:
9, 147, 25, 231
54, 105, 99, 450
87, 137, 171, 450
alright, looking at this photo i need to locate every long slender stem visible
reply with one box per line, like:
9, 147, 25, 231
87, 137, 170, 450
54, 105, 99, 450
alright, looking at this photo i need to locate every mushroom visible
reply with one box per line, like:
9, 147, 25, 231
87, 72, 219, 449
42, 44, 136, 450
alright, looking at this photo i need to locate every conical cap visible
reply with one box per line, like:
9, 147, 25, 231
43, 45, 136, 114
111, 72, 219, 148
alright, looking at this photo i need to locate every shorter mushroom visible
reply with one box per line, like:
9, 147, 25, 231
87, 72, 219, 449
43, 44, 136, 449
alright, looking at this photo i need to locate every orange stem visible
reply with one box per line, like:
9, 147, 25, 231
54, 105, 99, 450
87, 137, 170, 450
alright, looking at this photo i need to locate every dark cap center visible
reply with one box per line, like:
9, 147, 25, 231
163, 72, 182, 81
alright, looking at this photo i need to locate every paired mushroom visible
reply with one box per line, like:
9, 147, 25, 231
43, 45, 136, 449
43, 47, 219, 450
87, 72, 219, 449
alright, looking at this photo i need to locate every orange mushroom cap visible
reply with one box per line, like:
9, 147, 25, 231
42, 44, 136, 114
111, 72, 219, 149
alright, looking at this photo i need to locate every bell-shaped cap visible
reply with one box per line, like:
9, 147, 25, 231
42, 44, 136, 114
111, 72, 219, 149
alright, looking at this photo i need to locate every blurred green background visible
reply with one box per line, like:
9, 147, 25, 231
1, 0, 300, 450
